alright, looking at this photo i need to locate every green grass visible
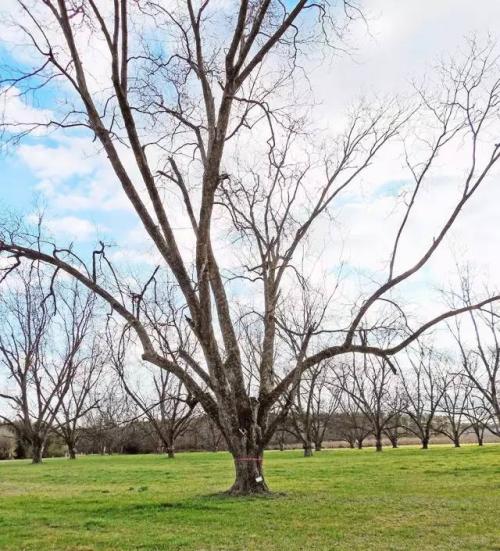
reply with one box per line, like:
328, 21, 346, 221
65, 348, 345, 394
0, 445, 499, 550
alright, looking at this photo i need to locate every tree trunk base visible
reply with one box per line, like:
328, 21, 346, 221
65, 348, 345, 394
227, 455, 269, 496
226, 481, 270, 496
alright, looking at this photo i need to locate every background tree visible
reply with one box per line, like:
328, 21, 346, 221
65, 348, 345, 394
112, 355, 198, 459
382, 384, 406, 449
337, 354, 401, 452
450, 274, 500, 435
51, 336, 105, 459
0, 262, 96, 463
200, 415, 225, 452
81, 380, 134, 455
288, 362, 339, 456
465, 394, 492, 446
438, 371, 473, 448
399, 346, 448, 449
310, 368, 342, 452
336, 397, 373, 449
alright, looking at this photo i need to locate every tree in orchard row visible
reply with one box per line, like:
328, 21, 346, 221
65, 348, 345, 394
0, 262, 98, 463
1, 2, 500, 493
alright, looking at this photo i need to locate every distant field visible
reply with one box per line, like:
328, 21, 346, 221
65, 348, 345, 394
0, 445, 499, 550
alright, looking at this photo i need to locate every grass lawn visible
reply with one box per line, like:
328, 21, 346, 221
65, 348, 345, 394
0, 445, 499, 550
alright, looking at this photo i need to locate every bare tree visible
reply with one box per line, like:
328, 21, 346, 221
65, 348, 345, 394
0, 262, 96, 463
399, 346, 448, 449
202, 415, 224, 452
113, 356, 198, 459
108, 282, 200, 458
288, 362, 340, 455
336, 396, 372, 449
311, 370, 342, 452
274, 421, 288, 452
81, 380, 134, 455
438, 371, 473, 448
337, 354, 401, 451
51, 336, 105, 459
449, 274, 500, 436
465, 394, 492, 446
0, 3, 499, 493
382, 386, 407, 449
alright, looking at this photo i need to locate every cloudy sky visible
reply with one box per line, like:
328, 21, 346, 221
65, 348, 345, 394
0, 0, 499, 341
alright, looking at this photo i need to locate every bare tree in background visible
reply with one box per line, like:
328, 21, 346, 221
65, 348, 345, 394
311, 369, 342, 452
465, 394, 492, 446
438, 371, 473, 448
52, 337, 105, 459
0, 2, 500, 493
450, 275, 500, 435
337, 396, 372, 449
81, 381, 135, 455
399, 346, 448, 449
108, 280, 200, 458
202, 415, 224, 452
112, 354, 197, 459
0, 262, 95, 463
288, 362, 340, 455
382, 385, 406, 449
337, 354, 401, 451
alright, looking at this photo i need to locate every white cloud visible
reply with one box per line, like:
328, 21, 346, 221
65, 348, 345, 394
17, 136, 133, 214
26, 214, 103, 242
0, 87, 53, 136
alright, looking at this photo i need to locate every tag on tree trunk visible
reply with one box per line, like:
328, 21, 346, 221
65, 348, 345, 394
255, 476, 263, 483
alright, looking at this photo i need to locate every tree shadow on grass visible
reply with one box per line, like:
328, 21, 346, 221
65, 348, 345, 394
123, 499, 229, 514
205, 490, 288, 501
114, 490, 289, 516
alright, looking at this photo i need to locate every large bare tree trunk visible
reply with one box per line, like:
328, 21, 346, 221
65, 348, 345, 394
229, 452, 267, 495
226, 419, 269, 495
